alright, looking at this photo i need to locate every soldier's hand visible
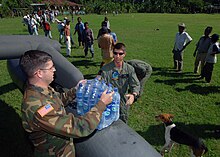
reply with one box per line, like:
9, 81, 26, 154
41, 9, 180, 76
100, 90, 114, 106
125, 94, 135, 106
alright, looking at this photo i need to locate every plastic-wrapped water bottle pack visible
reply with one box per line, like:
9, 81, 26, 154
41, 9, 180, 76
76, 78, 120, 130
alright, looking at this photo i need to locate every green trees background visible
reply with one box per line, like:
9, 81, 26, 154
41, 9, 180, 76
0, 0, 220, 16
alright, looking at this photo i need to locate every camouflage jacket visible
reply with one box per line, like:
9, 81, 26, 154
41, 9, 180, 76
21, 84, 106, 156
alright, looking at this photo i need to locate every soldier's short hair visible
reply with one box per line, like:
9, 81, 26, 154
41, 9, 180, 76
114, 43, 126, 53
20, 50, 52, 77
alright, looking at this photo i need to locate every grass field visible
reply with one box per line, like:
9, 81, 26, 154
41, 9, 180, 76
0, 13, 220, 157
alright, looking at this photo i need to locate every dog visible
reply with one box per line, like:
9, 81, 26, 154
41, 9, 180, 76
155, 113, 208, 157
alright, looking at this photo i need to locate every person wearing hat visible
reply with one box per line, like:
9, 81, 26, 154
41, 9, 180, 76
172, 23, 192, 73
193, 26, 212, 74
200, 33, 220, 83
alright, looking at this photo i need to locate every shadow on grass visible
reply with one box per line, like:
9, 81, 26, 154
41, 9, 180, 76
73, 55, 86, 59
175, 84, 220, 95
215, 102, 220, 106
153, 67, 203, 85
0, 100, 33, 157
152, 66, 200, 78
137, 122, 220, 147
0, 82, 17, 95
71, 59, 100, 68
154, 77, 203, 86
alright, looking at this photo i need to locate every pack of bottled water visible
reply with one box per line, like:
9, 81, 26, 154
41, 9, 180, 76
76, 77, 120, 130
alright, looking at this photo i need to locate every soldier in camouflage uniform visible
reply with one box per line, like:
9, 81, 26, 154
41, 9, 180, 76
20, 50, 113, 156
99, 43, 140, 123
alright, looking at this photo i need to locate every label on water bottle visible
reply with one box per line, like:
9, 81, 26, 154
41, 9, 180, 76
83, 104, 89, 113
105, 109, 111, 117
112, 106, 117, 112
77, 101, 83, 115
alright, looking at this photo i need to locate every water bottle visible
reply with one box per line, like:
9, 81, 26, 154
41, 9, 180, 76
107, 83, 113, 93
104, 106, 113, 128
89, 85, 99, 108
112, 88, 120, 121
83, 80, 92, 114
76, 83, 84, 115
97, 80, 108, 99
101, 83, 114, 128
91, 76, 101, 87
89, 78, 101, 108
97, 112, 105, 130
78, 78, 119, 130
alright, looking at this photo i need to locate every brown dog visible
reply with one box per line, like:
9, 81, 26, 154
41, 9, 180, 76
155, 113, 208, 157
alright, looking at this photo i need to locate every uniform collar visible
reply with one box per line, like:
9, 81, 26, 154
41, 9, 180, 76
113, 61, 125, 71
28, 84, 54, 96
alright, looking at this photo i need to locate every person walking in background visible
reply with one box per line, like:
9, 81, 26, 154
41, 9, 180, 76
42, 18, 52, 39
172, 23, 192, 73
103, 16, 110, 29
30, 14, 38, 35
64, 19, 71, 57
98, 27, 115, 67
99, 43, 140, 123
109, 29, 118, 44
23, 14, 32, 35
97, 20, 108, 39
56, 19, 65, 44
193, 26, 212, 74
74, 17, 85, 47
82, 22, 94, 59
19, 50, 113, 157
200, 34, 219, 83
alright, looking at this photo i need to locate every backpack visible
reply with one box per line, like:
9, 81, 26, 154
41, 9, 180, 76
126, 59, 152, 96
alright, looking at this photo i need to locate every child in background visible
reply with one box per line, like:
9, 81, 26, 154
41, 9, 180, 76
64, 20, 71, 57
82, 22, 94, 59
193, 26, 212, 74
200, 34, 219, 83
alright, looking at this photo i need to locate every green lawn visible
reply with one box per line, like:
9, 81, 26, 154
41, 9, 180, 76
0, 13, 220, 157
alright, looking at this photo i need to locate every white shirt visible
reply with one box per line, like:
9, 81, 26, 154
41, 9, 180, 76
174, 31, 192, 51
205, 42, 219, 63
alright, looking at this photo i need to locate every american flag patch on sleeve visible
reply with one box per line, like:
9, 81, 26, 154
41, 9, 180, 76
37, 104, 54, 117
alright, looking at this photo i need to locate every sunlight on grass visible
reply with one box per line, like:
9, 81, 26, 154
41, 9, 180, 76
0, 13, 220, 156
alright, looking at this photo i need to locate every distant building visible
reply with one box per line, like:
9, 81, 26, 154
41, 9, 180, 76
40, 0, 82, 13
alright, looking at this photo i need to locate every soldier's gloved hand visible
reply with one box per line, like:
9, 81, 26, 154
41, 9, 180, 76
100, 89, 114, 106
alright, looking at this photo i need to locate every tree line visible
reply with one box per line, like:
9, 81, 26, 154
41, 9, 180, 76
1, 0, 220, 17
82, 0, 220, 14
